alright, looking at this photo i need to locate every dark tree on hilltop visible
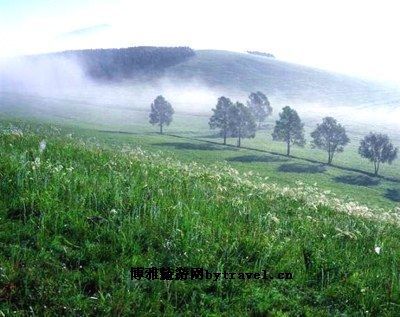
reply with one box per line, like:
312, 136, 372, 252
209, 96, 234, 145
311, 117, 350, 165
149, 95, 174, 134
230, 102, 257, 147
247, 51, 276, 58
358, 132, 398, 176
247, 91, 272, 128
272, 106, 305, 156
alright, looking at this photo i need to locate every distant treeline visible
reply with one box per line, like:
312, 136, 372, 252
35, 46, 195, 80
247, 51, 275, 58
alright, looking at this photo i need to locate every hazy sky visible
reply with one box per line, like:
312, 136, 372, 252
1, 0, 399, 84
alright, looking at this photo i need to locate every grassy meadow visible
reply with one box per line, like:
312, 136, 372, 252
2, 90, 398, 210
1, 121, 400, 316
0, 81, 400, 316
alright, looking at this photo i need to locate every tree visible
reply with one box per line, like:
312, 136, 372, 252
310, 117, 350, 165
358, 132, 398, 176
247, 91, 272, 128
149, 95, 174, 134
209, 96, 234, 145
230, 102, 257, 147
272, 106, 305, 156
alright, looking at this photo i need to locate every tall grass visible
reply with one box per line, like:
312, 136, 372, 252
1, 123, 400, 316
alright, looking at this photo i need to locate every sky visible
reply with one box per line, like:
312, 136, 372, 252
1, 0, 400, 84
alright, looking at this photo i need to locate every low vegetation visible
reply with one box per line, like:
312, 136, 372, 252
1, 122, 400, 315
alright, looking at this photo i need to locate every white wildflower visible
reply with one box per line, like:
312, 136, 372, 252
374, 246, 381, 254
32, 157, 41, 170
39, 140, 47, 153
271, 216, 280, 223
53, 165, 63, 173
110, 209, 118, 214
11, 128, 24, 138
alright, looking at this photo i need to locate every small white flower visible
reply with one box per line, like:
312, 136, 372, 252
53, 165, 63, 173
374, 246, 381, 254
271, 216, 280, 223
39, 140, 47, 153
110, 209, 118, 214
31, 157, 41, 170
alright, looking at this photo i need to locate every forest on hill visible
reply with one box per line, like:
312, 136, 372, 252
32, 46, 195, 80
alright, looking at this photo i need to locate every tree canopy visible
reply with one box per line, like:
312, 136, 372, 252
209, 96, 234, 145
272, 106, 305, 156
229, 102, 257, 147
311, 117, 350, 164
358, 132, 398, 176
247, 91, 272, 128
149, 95, 174, 134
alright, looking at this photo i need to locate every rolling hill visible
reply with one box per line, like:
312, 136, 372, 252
167, 49, 400, 107
2, 47, 400, 110
2, 47, 400, 138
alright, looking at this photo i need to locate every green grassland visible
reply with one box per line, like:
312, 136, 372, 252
1, 122, 400, 316
1, 90, 398, 211
2, 48, 400, 316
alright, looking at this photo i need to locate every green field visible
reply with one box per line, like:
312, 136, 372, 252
1, 48, 400, 315
1, 91, 398, 211
1, 121, 400, 316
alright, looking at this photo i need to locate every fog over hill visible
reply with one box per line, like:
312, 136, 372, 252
1, 47, 400, 132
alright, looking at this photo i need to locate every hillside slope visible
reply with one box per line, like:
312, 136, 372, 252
1, 122, 400, 315
167, 50, 400, 107
2, 47, 400, 110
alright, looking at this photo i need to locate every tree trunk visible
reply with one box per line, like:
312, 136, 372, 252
374, 161, 380, 176
286, 141, 290, 156
238, 135, 241, 148
223, 129, 227, 145
327, 144, 331, 165
160, 123, 163, 134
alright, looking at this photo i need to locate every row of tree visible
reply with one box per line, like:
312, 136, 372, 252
209, 92, 272, 146
148, 93, 398, 176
